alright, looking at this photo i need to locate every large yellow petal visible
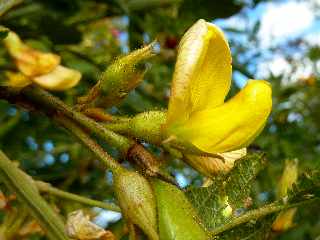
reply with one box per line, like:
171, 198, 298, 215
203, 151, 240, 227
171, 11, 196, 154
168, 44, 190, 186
33, 65, 81, 91
166, 19, 232, 126
173, 80, 272, 153
3, 31, 60, 77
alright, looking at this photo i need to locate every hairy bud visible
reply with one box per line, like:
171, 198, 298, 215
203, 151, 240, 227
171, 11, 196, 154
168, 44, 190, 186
80, 42, 157, 108
113, 169, 158, 240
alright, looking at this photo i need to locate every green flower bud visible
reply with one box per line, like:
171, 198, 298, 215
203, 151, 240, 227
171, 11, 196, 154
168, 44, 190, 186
81, 42, 157, 108
113, 169, 158, 240
152, 179, 208, 240
278, 159, 298, 198
272, 159, 299, 232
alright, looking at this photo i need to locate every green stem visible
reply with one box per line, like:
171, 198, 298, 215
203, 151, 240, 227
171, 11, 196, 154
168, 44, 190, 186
0, 86, 166, 179
211, 198, 318, 236
0, 150, 69, 240
36, 181, 121, 212
22, 85, 132, 154
104, 121, 132, 133
55, 115, 122, 173
6, 207, 28, 239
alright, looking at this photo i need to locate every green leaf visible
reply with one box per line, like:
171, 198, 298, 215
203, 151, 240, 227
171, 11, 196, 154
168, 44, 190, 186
225, 153, 267, 209
186, 152, 266, 230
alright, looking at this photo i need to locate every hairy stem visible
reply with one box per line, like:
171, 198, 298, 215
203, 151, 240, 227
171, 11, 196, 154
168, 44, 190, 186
211, 198, 318, 236
21, 86, 132, 154
55, 115, 122, 173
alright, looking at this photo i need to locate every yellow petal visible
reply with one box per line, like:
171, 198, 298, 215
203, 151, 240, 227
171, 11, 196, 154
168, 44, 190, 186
5, 71, 32, 88
33, 65, 81, 91
173, 80, 272, 153
3, 31, 60, 77
166, 19, 232, 126
186, 148, 246, 177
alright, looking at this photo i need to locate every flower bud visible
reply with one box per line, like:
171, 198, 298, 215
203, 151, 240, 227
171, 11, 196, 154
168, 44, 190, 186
113, 169, 158, 240
277, 159, 298, 198
272, 160, 298, 232
90, 42, 157, 108
152, 179, 208, 240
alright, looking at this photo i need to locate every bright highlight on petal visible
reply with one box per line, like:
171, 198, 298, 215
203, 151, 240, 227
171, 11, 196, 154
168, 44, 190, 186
166, 19, 232, 125
164, 19, 272, 155
33, 66, 81, 91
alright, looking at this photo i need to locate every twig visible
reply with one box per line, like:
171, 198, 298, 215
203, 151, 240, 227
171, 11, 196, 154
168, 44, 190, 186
21, 86, 133, 154
211, 198, 318, 236
0, 86, 170, 182
36, 181, 121, 212
55, 115, 122, 173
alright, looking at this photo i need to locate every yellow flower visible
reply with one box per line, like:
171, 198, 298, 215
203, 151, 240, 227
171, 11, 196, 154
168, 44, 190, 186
3, 31, 60, 77
5, 71, 32, 88
32, 66, 81, 91
163, 19, 272, 154
3, 31, 81, 91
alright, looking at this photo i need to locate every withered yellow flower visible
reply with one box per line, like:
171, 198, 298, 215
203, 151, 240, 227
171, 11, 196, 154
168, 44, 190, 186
164, 19, 272, 154
185, 148, 247, 177
4, 31, 60, 77
3, 31, 81, 91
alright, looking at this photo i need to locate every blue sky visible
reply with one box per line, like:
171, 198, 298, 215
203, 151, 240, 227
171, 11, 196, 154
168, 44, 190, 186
214, 0, 320, 87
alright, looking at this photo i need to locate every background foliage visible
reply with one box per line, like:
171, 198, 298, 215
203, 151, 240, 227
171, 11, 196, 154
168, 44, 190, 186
0, 0, 319, 239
